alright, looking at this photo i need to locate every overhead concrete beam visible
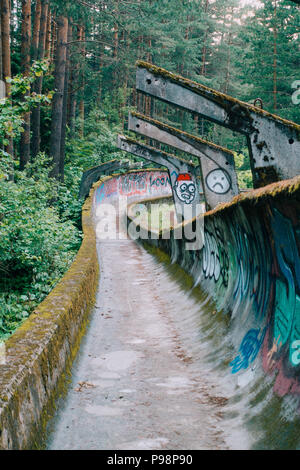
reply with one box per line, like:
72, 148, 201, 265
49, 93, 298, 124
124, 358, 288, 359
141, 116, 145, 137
136, 61, 300, 189
117, 135, 204, 220
128, 111, 239, 210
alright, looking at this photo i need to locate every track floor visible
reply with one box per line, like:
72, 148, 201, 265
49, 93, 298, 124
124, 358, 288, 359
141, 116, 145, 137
46, 225, 232, 450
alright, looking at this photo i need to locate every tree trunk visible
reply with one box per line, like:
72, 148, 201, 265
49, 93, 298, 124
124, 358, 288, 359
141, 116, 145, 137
273, 0, 278, 111
1, 0, 11, 95
0, 10, 3, 82
59, 22, 72, 181
78, 26, 85, 138
201, 0, 209, 76
31, 0, 49, 158
45, 9, 52, 59
50, 11, 57, 63
49, 15, 68, 180
224, 32, 232, 94
67, 25, 81, 135
1, 0, 13, 158
20, 0, 32, 170
32, 0, 41, 62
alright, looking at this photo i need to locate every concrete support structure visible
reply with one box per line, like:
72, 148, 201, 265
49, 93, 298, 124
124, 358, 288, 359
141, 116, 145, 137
117, 135, 204, 220
128, 111, 239, 210
136, 61, 300, 189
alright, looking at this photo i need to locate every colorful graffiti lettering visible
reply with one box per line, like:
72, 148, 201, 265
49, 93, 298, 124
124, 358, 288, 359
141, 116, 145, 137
105, 178, 118, 198
95, 183, 105, 204
291, 341, 300, 366
95, 171, 172, 204
150, 174, 172, 189
202, 228, 229, 287
271, 208, 300, 367
120, 173, 147, 196
202, 231, 221, 282
231, 220, 270, 321
230, 327, 267, 374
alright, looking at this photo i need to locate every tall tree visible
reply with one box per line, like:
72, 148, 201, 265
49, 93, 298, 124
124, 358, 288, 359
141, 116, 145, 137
32, 0, 42, 62
1, 0, 13, 158
1, 0, 11, 96
49, 15, 68, 180
31, 0, 49, 159
59, 21, 72, 180
19, 0, 32, 169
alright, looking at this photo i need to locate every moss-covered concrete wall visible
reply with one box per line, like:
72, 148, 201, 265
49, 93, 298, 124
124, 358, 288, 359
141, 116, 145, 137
0, 190, 99, 450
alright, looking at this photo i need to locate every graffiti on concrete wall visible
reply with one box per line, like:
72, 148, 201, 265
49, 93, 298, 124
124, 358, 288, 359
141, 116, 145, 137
205, 168, 232, 195
231, 219, 271, 322
150, 173, 172, 190
271, 208, 300, 368
196, 201, 300, 393
173, 174, 197, 205
119, 172, 147, 196
95, 171, 172, 204
95, 178, 118, 203
230, 327, 267, 374
202, 229, 229, 288
202, 226, 229, 288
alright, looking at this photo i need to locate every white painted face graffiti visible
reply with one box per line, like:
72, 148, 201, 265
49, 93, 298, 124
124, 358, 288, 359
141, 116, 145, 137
174, 174, 196, 205
206, 169, 231, 194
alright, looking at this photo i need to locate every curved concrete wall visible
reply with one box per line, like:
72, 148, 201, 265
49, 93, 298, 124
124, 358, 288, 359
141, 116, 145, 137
93, 169, 172, 205
0, 192, 99, 450
124, 173, 300, 449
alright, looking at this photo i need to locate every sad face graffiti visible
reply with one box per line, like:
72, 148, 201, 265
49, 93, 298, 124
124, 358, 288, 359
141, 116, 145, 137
206, 169, 231, 195
174, 174, 196, 205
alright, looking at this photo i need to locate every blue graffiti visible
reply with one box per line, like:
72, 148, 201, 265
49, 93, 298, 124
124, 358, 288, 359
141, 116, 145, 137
230, 327, 267, 374
150, 174, 171, 188
95, 183, 105, 204
271, 208, 300, 366
232, 220, 270, 321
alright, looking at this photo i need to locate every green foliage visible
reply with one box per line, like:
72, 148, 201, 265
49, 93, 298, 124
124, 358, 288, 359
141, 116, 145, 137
65, 108, 133, 178
0, 60, 52, 150
0, 153, 82, 339
234, 151, 253, 189
237, 170, 253, 190
235, 0, 300, 121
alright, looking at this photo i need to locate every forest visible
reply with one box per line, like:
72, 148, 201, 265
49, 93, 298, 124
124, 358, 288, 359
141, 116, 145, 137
0, 0, 299, 339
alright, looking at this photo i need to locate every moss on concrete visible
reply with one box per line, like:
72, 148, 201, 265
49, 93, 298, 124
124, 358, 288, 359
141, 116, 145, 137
120, 135, 197, 167
205, 174, 300, 218
136, 61, 300, 134
131, 111, 235, 156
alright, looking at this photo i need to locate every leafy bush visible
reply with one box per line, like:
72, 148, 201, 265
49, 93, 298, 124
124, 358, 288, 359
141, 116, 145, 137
0, 61, 52, 152
0, 154, 82, 339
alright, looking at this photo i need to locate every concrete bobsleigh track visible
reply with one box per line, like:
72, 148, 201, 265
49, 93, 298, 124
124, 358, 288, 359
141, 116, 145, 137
48, 170, 300, 450
2, 168, 300, 450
